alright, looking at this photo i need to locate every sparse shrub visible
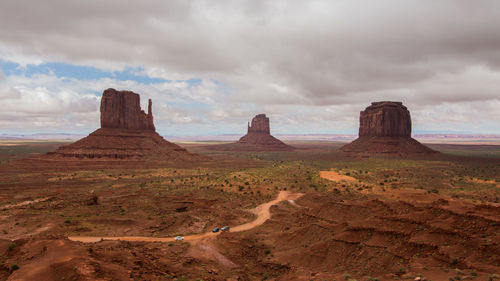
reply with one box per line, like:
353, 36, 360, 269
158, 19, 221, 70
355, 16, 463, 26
10, 264, 19, 272
397, 267, 407, 275
7, 242, 15, 251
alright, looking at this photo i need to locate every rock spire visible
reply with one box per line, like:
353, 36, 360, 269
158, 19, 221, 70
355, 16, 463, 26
41, 89, 201, 162
100, 88, 155, 130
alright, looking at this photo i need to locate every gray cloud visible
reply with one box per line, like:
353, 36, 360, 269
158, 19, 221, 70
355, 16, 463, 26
1, 0, 500, 134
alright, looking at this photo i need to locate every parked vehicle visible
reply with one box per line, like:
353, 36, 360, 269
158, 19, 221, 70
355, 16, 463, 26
221, 226, 230, 232
174, 236, 184, 241
212, 227, 220, 233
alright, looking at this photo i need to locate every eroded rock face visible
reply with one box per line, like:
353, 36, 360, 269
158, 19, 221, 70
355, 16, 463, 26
247, 114, 270, 134
233, 114, 294, 151
341, 101, 436, 155
209, 113, 294, 151
359, 101, 411, 138
40, 88, 202, 162
100, 88, 155, 131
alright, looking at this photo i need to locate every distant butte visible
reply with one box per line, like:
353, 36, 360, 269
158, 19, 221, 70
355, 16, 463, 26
210, 114, 294, 151
41, 88, 200, 161
341, 101, 436, 155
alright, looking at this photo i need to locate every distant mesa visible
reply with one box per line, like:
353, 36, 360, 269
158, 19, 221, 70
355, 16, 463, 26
340, 101, 436, 155
210, 114, 295, 151
42, 88, 200, 161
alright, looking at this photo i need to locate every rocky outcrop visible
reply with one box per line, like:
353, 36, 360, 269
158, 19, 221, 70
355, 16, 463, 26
341, 101, 436, 155
41, 89, 201, 162
210, 114, 294, 151
100, 88, 155, 130
247, 114, 270, 134
359, 102, 411, 138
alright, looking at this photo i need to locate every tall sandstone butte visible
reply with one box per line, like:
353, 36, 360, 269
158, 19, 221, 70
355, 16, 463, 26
246, 114, 271, 134
43, 88, 200, 161
100, 88, 155, 131
341, 101, 436, 155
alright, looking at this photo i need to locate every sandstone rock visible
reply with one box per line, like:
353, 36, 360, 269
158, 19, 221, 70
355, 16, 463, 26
247, 114, 270, 134
359, 102, 411, 138
41, 89, 201, 162
100, 88, 155, 130
210, 114, 294, 151
341, 101, 436, 155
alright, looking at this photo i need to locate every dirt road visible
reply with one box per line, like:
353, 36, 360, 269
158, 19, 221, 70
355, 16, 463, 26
69, 191, 303, 243
1, 197, 51, 209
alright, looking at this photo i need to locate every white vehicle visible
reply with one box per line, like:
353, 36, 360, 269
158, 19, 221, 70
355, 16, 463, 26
174, 236, 184, 241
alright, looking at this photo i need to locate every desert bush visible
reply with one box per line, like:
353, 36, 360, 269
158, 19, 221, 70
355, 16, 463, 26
397, 267, 407, 275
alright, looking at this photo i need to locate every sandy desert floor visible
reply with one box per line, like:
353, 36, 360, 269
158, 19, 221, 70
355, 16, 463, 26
0, 141, 499, 280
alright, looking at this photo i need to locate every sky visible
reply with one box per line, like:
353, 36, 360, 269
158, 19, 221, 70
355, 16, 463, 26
1, 0, 499, 136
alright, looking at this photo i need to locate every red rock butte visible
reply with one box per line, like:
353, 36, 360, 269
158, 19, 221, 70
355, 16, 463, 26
42, 88, 200, 161
100, 89, 155, 131
208, 114, 294, 151
341, 101, 436, 155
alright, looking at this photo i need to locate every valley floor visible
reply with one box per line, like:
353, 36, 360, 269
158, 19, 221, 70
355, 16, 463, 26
0, 141, 499, 280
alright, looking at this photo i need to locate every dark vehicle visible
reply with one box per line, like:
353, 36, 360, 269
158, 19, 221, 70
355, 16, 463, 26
221, 226, 230, 232
212, 227, 220, 233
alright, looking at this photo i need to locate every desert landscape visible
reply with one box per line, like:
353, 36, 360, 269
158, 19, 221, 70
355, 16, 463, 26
0, 91, 499, 281
1, 2, 500, 281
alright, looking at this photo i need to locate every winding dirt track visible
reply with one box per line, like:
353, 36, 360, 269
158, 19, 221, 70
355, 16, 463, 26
68, 191, 303, 243
1, 197, 51, 209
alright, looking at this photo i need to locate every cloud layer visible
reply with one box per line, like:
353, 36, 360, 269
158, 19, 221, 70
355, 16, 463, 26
1, 0, 499, 134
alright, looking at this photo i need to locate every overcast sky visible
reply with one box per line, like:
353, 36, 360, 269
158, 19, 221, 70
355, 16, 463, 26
1, 0, 499, 136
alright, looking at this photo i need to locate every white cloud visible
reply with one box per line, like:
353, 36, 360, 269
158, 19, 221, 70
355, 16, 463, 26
0, 69, 21, 99
0, 0, 500, 134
